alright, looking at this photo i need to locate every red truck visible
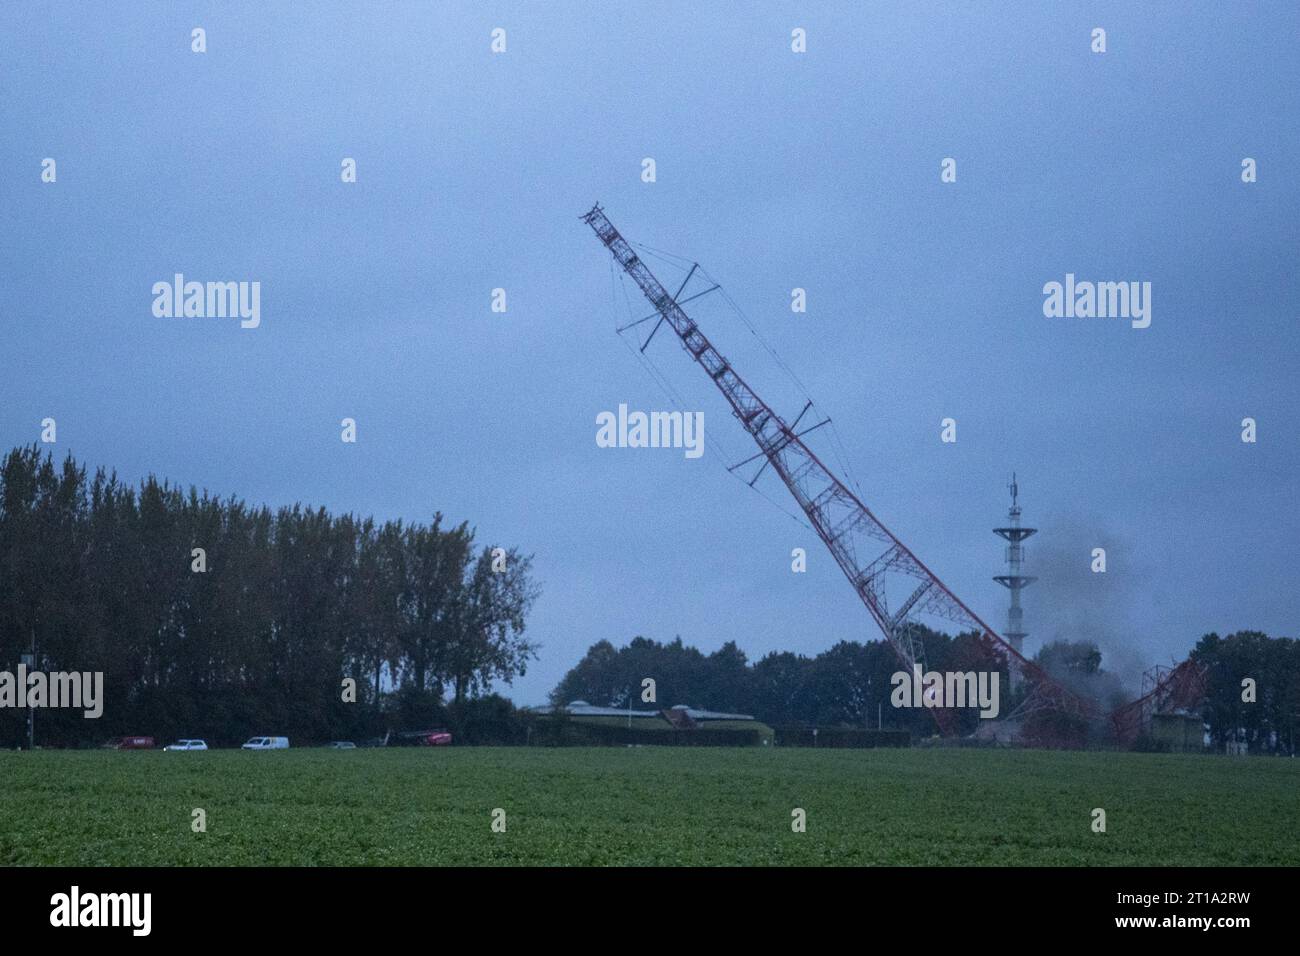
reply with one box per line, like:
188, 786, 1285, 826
389, 729, 452, 747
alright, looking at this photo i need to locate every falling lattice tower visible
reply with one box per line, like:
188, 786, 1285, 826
583, 204, 1093, 733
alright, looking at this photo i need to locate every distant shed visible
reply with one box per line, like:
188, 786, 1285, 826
1150, 712, 1205, 752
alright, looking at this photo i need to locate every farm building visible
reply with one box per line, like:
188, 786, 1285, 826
1149, 712, 1206, 752
526, 700, 773, 746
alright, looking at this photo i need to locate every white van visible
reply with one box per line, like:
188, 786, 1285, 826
241, 736, 289, 750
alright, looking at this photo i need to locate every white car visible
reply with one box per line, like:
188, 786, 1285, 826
163, 739, 208, 751
241, 736, 289, 750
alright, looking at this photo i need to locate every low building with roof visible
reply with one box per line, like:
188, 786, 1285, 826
526, 700, 771, 745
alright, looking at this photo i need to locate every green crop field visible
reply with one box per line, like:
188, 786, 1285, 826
1, 747, 1295, 866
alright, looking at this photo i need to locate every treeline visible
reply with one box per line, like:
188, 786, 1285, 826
552, 629, 1021, 738
554, 630, 1299, 751
1193, 631, 1299, 754
0, 446, 539, 747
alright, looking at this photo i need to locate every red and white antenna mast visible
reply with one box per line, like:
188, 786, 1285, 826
583, 204, 1093, 733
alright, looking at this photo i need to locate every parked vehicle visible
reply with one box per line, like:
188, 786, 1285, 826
241, 736, 289, 750
163, 739, 208, 751
326, 741, 356, 749
390, 729, 453, 747
102, 736, 155, 750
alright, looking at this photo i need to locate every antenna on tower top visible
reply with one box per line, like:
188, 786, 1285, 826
1009, 472, 1019, 507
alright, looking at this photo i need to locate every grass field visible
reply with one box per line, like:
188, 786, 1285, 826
1, 747, 1295, 866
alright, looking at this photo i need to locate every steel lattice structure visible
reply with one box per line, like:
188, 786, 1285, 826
993, 474, 1037, 691
584, 203, 1095, 734
1111, 659, 1208, 744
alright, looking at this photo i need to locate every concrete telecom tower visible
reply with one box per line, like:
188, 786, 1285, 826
993, 474, 1036, 691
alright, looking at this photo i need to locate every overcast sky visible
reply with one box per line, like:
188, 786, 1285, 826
3, 2, 1296, 703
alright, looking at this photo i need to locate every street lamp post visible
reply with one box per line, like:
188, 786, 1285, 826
21, 632, 35, 750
